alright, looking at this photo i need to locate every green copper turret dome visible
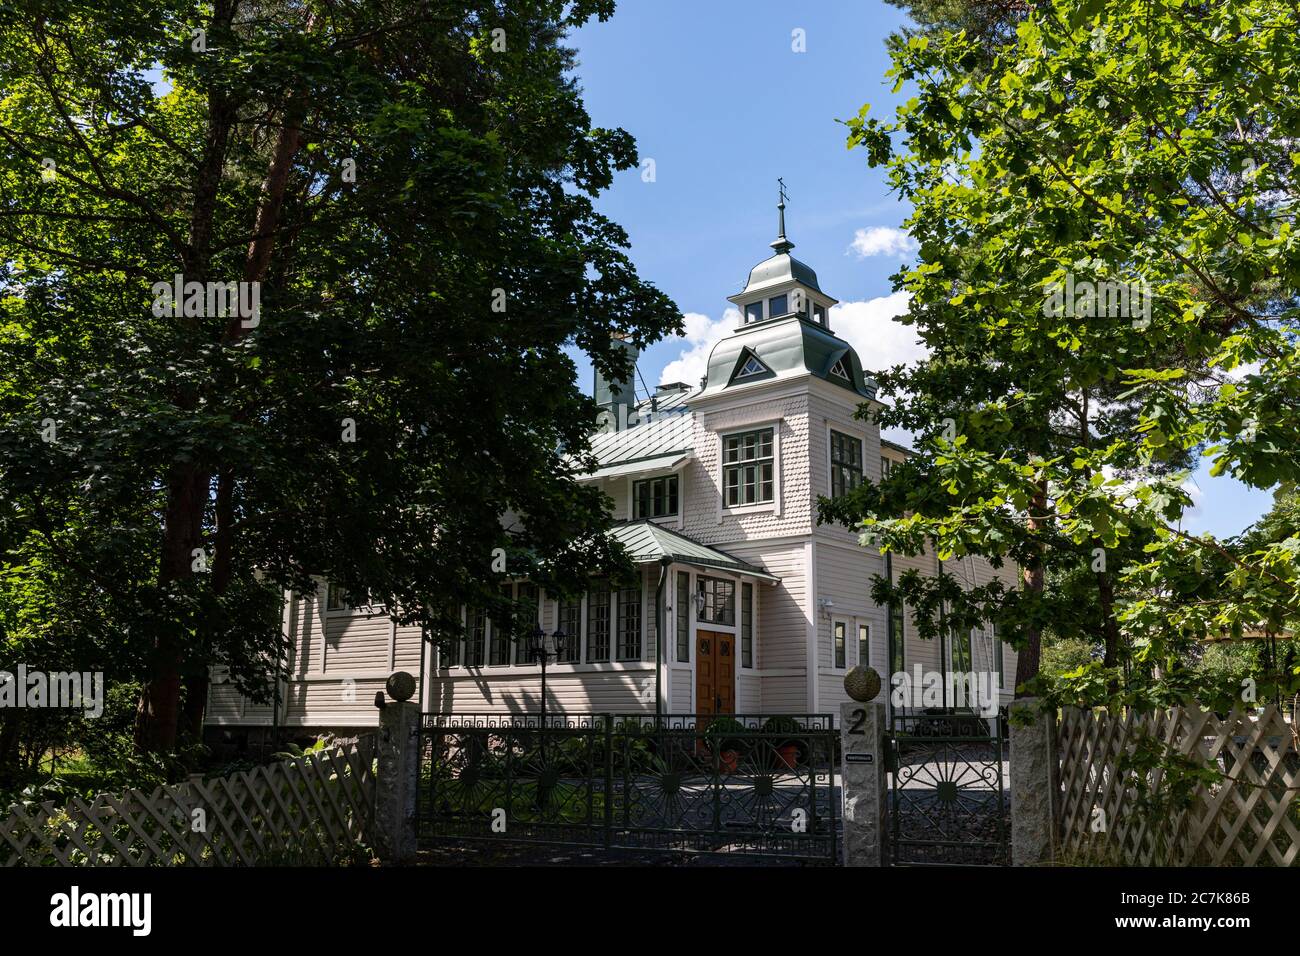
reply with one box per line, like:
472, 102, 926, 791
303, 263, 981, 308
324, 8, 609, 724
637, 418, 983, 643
699, 314, 876, 399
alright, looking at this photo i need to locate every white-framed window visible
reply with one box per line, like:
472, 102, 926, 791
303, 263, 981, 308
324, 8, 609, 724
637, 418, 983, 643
675, 571, 691, 663
326, 583, 351, 612
858, 623, 870, 668
488, 582, 513, 666
833, 620, 847, 670
587, 583, 611, 662
881, 456, 893, 481
633, 475, 678, 519
723, 428, 775, 507
740, 582, 754, 668
465, 607, 487, 667
556, 595, 582, 664
991, 621, 1004, 686
830, 429, 864, 498
696, 575, 736, 626
616, 585, 643, 661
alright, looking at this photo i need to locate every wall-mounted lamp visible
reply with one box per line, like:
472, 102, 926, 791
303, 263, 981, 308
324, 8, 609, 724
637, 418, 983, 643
818, 597, 835, 621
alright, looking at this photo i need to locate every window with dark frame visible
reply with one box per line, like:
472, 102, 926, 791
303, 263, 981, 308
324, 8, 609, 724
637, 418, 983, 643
557, 597, 581, 663
834, 621, 846, 669
696, 576, 735, 625
489, 582, 513, 665
858, 623, 870, 668
745, 301, 763, 323
513, 583, 539, 664
830, 430, 863, 498
442, 628, 461, 668
675, 572, 690, 663
465, 608, 487, 667
741, 583, 753, 668
587, 584, 611, 662
616, 586, 642, 661
723, 428, 774, 507
326, 583, 351, 611
889, 603, 905, 676
950, 624, 973, 674
768, 293, 788, 316
992, 621, 1003, 685
633, 475, 679, 519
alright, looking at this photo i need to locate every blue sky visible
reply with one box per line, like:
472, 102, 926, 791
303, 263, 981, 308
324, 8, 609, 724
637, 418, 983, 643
565, 0, 1276, 539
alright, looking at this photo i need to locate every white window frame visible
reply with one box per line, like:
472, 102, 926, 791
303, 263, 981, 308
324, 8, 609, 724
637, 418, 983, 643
857, 622, 871, 669
719, 422, 781, 515
739, 581, 755, 670
831, 618, 849, 673
826, 424, 866, 500
627, 469, 685, 529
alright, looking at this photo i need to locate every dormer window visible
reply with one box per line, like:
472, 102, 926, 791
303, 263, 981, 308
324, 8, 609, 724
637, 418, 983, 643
829, 357, 851, 381
728, 348, 773, 385
745, 301, 763, 324
768, 294, 788, 317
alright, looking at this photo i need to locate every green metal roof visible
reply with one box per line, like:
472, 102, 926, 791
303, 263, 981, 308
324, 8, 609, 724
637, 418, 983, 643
582, 409, 694, 478
698, 314, 876, 399
740, 251, 825, 296
606, 521, 780, 583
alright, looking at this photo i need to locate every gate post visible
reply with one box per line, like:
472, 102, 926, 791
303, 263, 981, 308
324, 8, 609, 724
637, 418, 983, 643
1009, 697, 1058, 866
839, 700, 887, 866
375, 698, 420, 863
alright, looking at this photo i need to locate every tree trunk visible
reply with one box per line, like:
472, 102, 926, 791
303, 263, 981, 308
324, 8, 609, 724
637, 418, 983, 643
134, 8, 310, 753
1013, 482, 1047, 696
1095, 568, 1121, 669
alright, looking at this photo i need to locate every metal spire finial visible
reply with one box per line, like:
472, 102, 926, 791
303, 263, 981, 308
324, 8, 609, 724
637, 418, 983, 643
771, 178, 794, 254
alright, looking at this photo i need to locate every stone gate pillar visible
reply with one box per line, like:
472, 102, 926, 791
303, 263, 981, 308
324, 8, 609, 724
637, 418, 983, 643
840, 699, 888, 866
1008, 696, 1058, 865
374, 695, 420, 863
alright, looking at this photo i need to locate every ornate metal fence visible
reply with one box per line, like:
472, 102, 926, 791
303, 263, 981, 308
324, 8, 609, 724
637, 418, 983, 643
888, 709, 1008, 865
418, 713, 838, 862
1059, 704, 1300, 866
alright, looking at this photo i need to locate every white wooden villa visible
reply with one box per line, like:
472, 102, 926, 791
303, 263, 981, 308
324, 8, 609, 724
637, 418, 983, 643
205, 204, 1018, 745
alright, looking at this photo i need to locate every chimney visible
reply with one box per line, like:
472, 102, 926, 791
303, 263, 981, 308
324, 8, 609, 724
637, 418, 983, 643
594, 335, 639, 432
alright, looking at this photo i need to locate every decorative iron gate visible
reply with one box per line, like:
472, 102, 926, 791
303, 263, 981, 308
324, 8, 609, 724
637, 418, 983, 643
888, 709, 1008, 865
418, 713, 838, 862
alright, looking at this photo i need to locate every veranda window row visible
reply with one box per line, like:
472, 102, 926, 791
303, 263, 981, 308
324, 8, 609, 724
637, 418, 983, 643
440, 581, 644, 668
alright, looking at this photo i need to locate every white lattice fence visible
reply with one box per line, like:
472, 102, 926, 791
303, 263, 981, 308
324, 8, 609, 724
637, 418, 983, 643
0, 736, 376, 866
1059, 705, 1300, 866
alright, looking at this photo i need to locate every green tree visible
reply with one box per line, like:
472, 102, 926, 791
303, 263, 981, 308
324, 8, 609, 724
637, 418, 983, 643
0, 0, 678, 754
836, 0, 1300, 702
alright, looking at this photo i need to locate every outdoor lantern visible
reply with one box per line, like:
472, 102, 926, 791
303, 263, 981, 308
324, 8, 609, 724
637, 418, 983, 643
553, 629, 566, 658
530, 625, 546, 662
694, 588, 707, 616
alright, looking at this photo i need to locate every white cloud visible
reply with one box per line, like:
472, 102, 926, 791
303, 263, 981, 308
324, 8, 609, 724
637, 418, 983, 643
848, 226, 918, 259
657, 291, 927, 412
830, 291, 925, 375
658, 308, 741, 386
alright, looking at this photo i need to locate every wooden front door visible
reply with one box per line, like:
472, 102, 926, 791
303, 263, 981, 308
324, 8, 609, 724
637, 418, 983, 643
696, 630, 735, 716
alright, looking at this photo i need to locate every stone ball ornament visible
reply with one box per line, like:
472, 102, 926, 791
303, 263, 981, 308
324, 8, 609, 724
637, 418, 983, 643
386, 670, 417, 702
843, 665, 882, 702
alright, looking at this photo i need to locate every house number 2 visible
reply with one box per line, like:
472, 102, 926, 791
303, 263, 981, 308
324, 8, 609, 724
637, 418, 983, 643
847, 708, 866, 735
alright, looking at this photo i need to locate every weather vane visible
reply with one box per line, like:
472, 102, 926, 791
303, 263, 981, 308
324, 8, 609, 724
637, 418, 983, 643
772, 178, 793, 253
